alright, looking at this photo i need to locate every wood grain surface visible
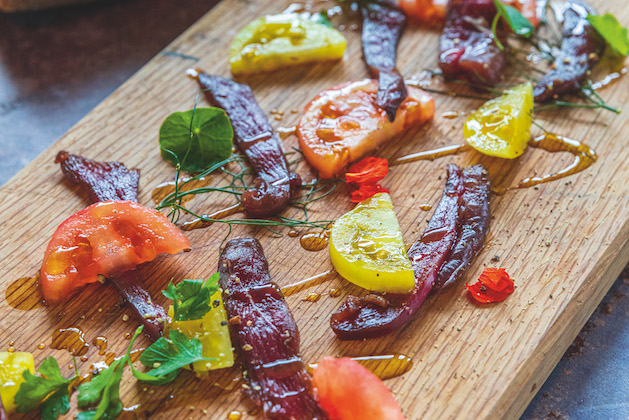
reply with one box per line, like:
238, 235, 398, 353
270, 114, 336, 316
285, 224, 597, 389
1, 0, 628, 418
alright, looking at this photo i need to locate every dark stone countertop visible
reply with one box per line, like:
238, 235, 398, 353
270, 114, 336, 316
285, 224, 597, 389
0, 1, 627, 419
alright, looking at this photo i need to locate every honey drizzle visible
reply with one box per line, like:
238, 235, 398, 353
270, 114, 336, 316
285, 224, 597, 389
50, 327, 89, 356
494, 133, 598, 194
277, 126, 297, 140
6, 274, 44, 310
151, 176, 213, 205
392, 144, 470, 165
180, 203, 244, 231
280, 270, 336, 297
299, 231, 330, 252
307, 354, 413, 380
92, 336, 108, 356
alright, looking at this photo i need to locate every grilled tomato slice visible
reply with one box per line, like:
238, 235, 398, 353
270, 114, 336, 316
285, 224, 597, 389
40, 201, 190, 304
230, 13, 346, 76
329, 193, 415, 293
297, 79, 434, 179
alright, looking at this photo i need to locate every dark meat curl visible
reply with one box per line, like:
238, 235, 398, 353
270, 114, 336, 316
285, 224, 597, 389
197, 72, 301, 218
360, 0, 408, 121
534, 0, 605, 102
219, 238, 326, 420
439, 0, 506, 86
331, 164, 490, 340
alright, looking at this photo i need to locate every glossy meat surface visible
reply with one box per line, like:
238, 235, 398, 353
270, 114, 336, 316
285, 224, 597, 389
55, 151, 166, 340
55, 150, 140, 202
439, 0, 506, 86
219, 238, 326, 419
197, 72, 301, 218
534, 0, 604, 102
331, 165, 490, 339
360, 0, 408, 121
435, 165, 491, 288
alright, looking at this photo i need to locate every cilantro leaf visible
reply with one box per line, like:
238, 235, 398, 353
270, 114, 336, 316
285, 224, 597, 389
159, 107, 234, 173
162, 274, 220, 321
15, 356, 74, 419
310, 11, 333, 28
588, 13, 629, 56
492, 0, 534, 50
134, 330, 214, 385
77, 357, 125, 420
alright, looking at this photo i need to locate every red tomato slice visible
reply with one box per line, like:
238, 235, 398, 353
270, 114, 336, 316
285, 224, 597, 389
297, 79, 435, 179
312, 357, 405, 420
40, 201, 191, 304
399, 0, 447, 24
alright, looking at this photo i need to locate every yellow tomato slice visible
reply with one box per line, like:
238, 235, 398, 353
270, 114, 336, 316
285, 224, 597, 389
166, 291, 234, 373
330, 193, 415, 293
463, 82, 533, 159
230, 14, 346, 76
0, 352, 35, 413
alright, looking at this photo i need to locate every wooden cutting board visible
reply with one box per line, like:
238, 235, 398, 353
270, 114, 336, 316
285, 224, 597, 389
2, 0, 628, 418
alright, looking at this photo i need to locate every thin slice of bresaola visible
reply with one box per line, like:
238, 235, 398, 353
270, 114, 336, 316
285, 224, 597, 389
218, 238, 326, 419
54, 151, 166, 341
330, 164, 491, 340
55, 150, 140, 203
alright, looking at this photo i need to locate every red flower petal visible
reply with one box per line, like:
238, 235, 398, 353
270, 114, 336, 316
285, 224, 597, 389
350, 183, 389, 203
466, 268, 514, 303
346, 157, 389, 185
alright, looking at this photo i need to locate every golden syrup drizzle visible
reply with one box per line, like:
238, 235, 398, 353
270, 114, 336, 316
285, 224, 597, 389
441, 111, 460, 119
151, 176, 212, 205
392, 144, 471, 165
281, 270, 336, 297
6, 274, 44, 310
328, 288, 341, 297
591, 67, 628, 90
180, 203, 244, 231
301, 292, 321, 302
419, 204, 432, 211
92, 336, 108, 356
493, 133, 598, 195
307, 354, 413, 380
277, 126, 297, 140
50, 327, 89, 356
299, 231, 330, 252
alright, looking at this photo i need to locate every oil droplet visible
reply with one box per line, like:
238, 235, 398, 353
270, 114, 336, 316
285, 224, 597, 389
124, 332, 132, 340
105, 352, 117, 365
277, 126, 297, 140
288, 229, 299, 238
92, 336, 108, 356
8, 341, 14, 347
281, 270, 336, 297
6, 274, 44, 310
7, 347, 14, 353
80, 356, 88, 362
301, 292, 321, 302
37, 343, 45, 350
227, 411, 242, 420
307, 354, 413, 380
419, 204, 432, 211
181, 203, 244, 231
493, 133, 597, 194
151, 176, 212, 205
441, 111, 459, 119
329, 288, 341, 297
299, 231, 330, 252
129, 348, 144, 363
51, 327, 89, 356
392, 144, 471, 165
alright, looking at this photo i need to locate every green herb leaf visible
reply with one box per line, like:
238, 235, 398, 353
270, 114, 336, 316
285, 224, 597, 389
135, 330, 214, 384
77, 357, 125, 420
588, 13, 629, 56
159, 107, 234, 173
310, 12, 333, 28
162, 274, 220, 321
492, 0, 534, 50
15, 356, 74, 419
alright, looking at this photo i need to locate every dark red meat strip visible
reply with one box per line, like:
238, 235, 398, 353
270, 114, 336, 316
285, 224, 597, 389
533, 0, 604, 102
439, 0, 506, 86
197, 72, 301, 218
55, 151, 166, 341
55, 151, 140, 202
435, 165, 490, 288
219, 238, 326, 420
360, 0, 408, 122
331, 164, 490, 340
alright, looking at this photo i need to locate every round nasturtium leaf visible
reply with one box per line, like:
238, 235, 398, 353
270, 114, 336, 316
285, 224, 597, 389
159, 107, 234, 173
